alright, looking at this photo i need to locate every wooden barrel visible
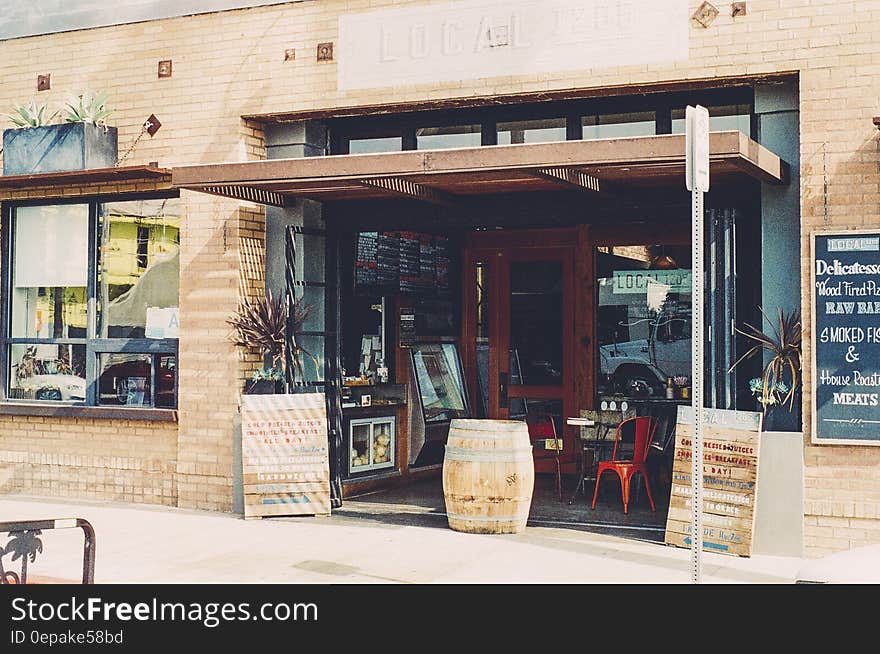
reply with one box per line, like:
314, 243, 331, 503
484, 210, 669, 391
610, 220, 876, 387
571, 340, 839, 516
442, 418, 535, 534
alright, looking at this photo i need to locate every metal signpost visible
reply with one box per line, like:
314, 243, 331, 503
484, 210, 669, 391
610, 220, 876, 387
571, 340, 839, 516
685, 104, 709, 584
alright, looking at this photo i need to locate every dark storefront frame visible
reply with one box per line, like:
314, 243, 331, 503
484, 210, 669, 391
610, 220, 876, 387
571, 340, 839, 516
0, 191, 181, 413
174, 120, 788, 501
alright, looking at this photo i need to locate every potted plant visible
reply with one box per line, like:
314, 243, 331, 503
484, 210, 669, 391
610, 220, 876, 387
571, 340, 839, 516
227, 289, 317, 394
729, 307, 802, 431
3, 91, 118, 175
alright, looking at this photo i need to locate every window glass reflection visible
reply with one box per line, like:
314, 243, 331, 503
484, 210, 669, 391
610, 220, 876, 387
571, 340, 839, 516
671, 104, 751, 135
99, 199, 180, 338
497, 118, 566, 145
96, 352, 175, 407
8, 344, 86, 402
349, 136, 403, 154
597, 245, 692, 399
583, 112, 655, 139
11, 204, 89, 339
416, 124, 481, 150
510, 260, 563, 387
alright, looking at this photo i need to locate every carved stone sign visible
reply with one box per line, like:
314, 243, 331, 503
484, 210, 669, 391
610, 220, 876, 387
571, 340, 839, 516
338, 0, 689, 90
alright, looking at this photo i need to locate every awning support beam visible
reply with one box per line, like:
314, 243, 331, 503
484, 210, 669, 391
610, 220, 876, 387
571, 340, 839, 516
535, 167, 602, 194
197, 184, 287, 208
358, 176, 456, 207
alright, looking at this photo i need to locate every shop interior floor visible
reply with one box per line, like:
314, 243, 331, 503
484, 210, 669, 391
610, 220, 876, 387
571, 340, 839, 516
336, 473, 670, 542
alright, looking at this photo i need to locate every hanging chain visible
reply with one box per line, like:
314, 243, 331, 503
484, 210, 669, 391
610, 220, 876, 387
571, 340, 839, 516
115, 120, 152, 167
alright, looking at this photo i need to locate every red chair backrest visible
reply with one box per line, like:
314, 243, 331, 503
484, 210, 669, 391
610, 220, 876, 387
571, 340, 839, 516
526, 414, 557, 441
610, 416, 658, 464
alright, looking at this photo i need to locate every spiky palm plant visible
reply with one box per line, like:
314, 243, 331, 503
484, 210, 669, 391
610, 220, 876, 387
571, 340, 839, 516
729, 307, 802, 410
227, 289, 314, 389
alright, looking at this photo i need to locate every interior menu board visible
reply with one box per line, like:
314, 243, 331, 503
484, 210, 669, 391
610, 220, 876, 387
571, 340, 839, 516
241, 393, 331, 518
376, 230, 400, 288
355, 230, 453, 297
812, 231, 880, 445
355, 231, 378, 287
665, 406, 762, 557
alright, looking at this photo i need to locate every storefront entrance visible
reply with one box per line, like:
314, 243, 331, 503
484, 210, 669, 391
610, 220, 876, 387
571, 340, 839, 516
173, 124, 786, 529
462, 229, 578, 474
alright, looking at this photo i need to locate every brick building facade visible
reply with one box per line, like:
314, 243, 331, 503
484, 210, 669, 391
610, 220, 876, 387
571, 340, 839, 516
0, 0, 878, 557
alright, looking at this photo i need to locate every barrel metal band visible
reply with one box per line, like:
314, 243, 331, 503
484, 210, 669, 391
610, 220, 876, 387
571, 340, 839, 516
444, 446, 533, 462
448, 430, 526, 439
446, 512, 524, 522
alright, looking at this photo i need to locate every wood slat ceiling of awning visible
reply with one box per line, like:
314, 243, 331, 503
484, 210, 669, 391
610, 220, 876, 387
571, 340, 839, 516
172, 131, 787, 207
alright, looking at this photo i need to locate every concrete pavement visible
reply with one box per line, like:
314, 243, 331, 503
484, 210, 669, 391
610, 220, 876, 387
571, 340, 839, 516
0, 495, 809, 584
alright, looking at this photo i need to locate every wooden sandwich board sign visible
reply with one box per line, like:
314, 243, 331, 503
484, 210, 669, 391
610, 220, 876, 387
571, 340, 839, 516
664, 405, 762, 557
241, 393, 332, 518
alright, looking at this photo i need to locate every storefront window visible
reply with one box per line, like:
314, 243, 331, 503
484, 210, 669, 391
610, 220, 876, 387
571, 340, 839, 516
349, 136, 404, 154
497, 118, 566, 145
97, 353, 176, 408
4, 198, 180, 407
416, 124, 481, 150
583, 112, 656, 139
11, 204, 89, 339
8, 343, 86, 402
671, 104, 751, 136
596, 245, 692, 400
99, 199, 180, 339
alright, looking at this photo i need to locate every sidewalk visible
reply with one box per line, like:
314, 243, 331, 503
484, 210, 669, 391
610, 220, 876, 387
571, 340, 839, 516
0, 495, 808, 584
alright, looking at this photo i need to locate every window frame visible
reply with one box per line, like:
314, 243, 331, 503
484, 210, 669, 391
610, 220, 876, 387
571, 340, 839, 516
0, 192, 180, 409
327, 85, 756, 154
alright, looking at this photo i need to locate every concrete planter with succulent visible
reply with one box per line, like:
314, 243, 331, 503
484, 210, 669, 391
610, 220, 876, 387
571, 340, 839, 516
728, 306, 805, 557
227, 290, 319, 394
2, 92, 117, 175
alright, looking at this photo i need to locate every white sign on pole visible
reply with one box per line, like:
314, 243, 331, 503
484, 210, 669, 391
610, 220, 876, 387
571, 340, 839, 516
686, 105, 710, 192
686, 104, 710, 584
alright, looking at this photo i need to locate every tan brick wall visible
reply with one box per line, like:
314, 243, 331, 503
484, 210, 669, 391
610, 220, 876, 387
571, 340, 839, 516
0, 178, 181, 505
0, 416, 177, 505
0, 1, 878, 550
176, 190, 249, 511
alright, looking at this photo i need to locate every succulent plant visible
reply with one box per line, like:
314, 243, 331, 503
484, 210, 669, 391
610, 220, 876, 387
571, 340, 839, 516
227, 289, 318, 388
7, 100, 58, 127
729, 307, 802, 411
62, 91, 112, 126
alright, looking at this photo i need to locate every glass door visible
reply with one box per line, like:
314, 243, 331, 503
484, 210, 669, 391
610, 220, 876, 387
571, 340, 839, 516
462, 235, 575, 469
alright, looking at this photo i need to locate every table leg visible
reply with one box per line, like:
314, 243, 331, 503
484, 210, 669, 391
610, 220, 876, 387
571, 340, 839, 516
568, 447, 598, 505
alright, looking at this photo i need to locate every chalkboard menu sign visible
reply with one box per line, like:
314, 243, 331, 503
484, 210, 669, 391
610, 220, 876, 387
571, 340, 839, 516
355, 230, 452, 297
811, 230, 880, 445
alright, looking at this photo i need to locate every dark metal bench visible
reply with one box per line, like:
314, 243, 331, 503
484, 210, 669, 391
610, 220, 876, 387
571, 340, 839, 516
0, 518, 95, 584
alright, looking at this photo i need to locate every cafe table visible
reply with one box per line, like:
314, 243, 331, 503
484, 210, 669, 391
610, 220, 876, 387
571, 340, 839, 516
565, 414, 632, 505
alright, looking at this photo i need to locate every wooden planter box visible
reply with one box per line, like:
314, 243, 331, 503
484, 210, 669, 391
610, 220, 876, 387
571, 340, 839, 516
2, 122, 118, 175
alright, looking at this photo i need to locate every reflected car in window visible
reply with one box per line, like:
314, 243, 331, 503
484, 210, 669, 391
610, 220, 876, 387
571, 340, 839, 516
98, 354, 175, 407
17, 372, 86, 401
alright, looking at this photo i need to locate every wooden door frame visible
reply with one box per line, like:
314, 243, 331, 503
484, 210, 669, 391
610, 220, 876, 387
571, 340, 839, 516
462, 222, 692, 461
462, 227, 581, 463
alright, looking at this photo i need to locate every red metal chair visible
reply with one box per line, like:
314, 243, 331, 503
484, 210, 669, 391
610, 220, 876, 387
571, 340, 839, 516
591, 415, 659, 514
526, 414, 575, 503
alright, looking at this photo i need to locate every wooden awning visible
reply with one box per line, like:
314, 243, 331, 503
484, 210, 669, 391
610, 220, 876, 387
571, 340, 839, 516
172, 131, 787, 208
0, 165, 172, 201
